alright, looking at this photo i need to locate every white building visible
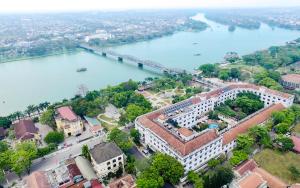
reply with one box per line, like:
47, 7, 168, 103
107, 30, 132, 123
135, 83, 293, 173
90, 142, 124, 178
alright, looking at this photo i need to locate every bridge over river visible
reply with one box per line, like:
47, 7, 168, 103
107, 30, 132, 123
78, 44, 188, 75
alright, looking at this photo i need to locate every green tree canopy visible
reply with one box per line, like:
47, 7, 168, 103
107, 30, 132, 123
108, 128, 133, 151
44, 131, 64, 144
275, 135, 294, 151
236, 134, 254, 153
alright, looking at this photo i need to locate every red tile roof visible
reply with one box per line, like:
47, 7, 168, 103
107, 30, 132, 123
138, 115, 219, 156
178, 127, 193, 137
26, 171, 51, 188
291, 136, 300, 153
108, 175, 136, 188
67, 163, 82, 180
14, 120, 38, 140
238, 172, 266, 188
235, 159, 258, 176
223, 103, 285, 145
91, 179, 104, 188
282, 74, 300, 84
57, 106, 78, 121
253, 168, 287, 188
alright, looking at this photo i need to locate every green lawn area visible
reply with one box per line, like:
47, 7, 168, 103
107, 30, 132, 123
100, 121, 119, 131
99, 114, 118, 123
223, 63, 265, 74
254, 149, 300, 184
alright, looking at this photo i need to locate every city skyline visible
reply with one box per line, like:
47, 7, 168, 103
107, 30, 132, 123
1, 0, 300, 13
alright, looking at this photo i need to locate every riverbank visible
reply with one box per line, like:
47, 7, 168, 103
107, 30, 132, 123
0, 49, 82, 64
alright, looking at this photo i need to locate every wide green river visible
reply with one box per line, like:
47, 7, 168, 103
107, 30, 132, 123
1, 13, 300, 115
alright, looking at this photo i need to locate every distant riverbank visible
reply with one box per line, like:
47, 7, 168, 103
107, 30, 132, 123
0, 49, 81, 64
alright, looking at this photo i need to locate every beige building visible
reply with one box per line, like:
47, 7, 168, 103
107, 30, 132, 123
55, 106, 84, 137
90, 142, 124, 178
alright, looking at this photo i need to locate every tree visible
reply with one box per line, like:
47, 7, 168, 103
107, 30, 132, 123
151, 153, 184, 185
0, 141, 8, 152
0, 117, 12, 129
207, 159, 220, 169
115, 166, 123, 178
130, 128, 141, 145
288, 166, 300, 180
236, 134, 254, 152
204, 164, 234, 188
272, 111, 286, 125
230, 150, 248, 166
137, 167, 164, 188
44, 131, 64, 144
12, 142, 37, 176
81, 145, 91, 162
275, 123, 290, 134
40, 109, 56, 128
108, 128, 133, 151
187, 171, 204, 188
218, 70, 230, 80
230, 68, 241, 79
199, 64, 218, 77
258, 77, 283, 91
124, 104, 150, 123
249, 126, 271, 147
275, 135, 294, 151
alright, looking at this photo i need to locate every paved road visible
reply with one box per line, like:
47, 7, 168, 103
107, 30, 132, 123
128, 146, 145, 160
31, 135, 105, 172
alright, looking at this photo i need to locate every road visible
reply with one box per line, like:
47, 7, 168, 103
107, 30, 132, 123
31, 135, 105, 171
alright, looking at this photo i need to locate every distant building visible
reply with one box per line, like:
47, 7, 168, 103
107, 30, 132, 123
281, 74, 300, 90
14, 119, 39, 142
84, 116, 104, 136
108, 174, 136, 188
90, 142, 124, 178
55, 106, 84, 137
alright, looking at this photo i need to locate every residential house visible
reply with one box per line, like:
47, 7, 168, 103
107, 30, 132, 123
55, 106, 84, 137
90, 142, 124, 178
14, 119, 40, 142
108, 174, 136, 188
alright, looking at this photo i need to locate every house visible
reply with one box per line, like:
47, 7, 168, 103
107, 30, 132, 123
230, 159, 287, 188
84, 116, 104, 136
108, 174, 136, 188
25, 171, 51, 188
90, 142, 124, 178
14, 119, 39, 142
55, 106, 84, 137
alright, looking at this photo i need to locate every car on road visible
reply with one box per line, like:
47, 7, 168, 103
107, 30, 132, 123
142, 149, 149, 155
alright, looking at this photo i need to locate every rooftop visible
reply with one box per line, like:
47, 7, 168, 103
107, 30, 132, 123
57, 106, 78, 121
14, 119, 38, 140
281, 74, 300, 84
237, 172, 266, 188
90, 142, 123, 164
223, 103, 285, 145
178, 127, 193, 137
108, 175, 136, 188
26, 171, 51, 188
75, 156, 97, 180
84, 116, 101, 126
234, 159, 258, 176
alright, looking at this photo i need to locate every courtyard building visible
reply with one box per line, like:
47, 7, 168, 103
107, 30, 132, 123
14, 119, 40, 142
135, 83, 294, 173
55, 106, 84, 137
281, 74, 300, 90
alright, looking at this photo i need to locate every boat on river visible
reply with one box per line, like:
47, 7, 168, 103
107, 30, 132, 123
76, 67, 87, 72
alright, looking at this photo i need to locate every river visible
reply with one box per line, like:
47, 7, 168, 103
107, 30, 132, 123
0, 13, 300, 115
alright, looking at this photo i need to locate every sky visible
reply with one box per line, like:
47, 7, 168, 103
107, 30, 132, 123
0, 0, 300, 12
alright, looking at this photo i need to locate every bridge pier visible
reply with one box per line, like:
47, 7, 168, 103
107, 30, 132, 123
138, 63, 143, 68
102, 52, 107, 57
118, 57, 123, 62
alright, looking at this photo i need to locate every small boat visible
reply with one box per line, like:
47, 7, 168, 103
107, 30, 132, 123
76, 68, 87, 72
193, 42, 198, 45
194, 53, 201, 56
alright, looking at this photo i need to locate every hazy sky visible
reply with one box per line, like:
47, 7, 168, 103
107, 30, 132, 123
1, 0, 300, 12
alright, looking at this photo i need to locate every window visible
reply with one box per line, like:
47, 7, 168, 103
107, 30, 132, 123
113, 159, 116, 163
113, 164, 116, 167
107, 162, 110, 165
108, 167, 111, 170
118, 157, 122, 160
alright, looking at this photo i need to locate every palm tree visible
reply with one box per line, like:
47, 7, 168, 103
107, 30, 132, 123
14, 111, 23, 120
25, 105, 36, 117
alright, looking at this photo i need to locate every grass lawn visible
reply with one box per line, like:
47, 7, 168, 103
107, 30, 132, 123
224, 63, 265, 74
99, 114, 118, 123
254, 149, 300, 184
100, 121, 119, 131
